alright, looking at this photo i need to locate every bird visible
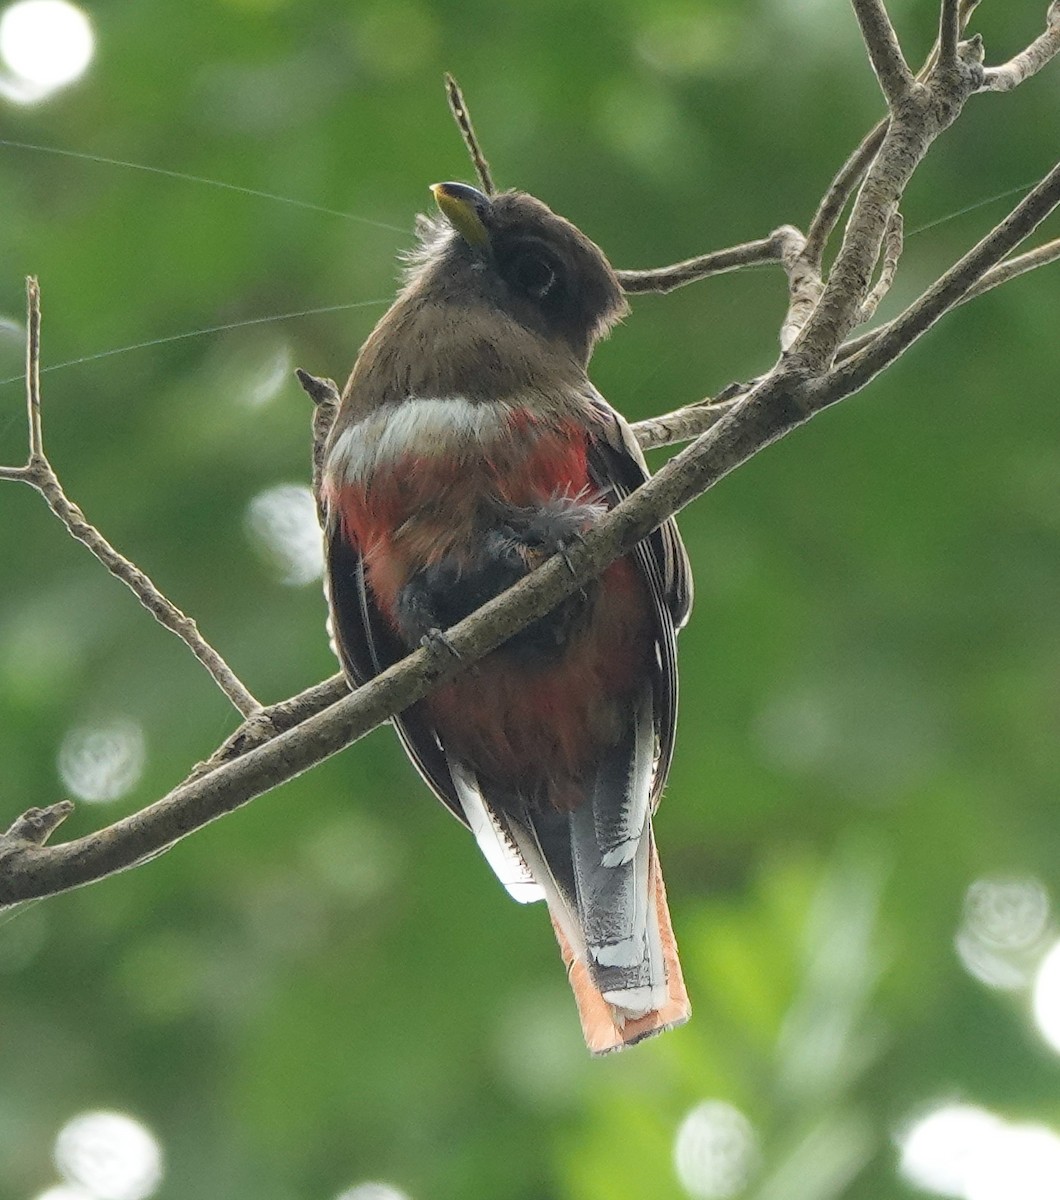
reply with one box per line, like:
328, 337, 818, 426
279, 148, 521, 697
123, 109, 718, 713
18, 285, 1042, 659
320, 180, 693, 1054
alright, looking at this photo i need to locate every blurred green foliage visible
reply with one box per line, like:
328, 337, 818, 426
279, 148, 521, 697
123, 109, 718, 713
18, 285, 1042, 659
1, 1, 1058, 1198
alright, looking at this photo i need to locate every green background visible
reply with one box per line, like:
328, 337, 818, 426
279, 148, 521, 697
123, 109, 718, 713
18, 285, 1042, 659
1, 0, 1058, 1197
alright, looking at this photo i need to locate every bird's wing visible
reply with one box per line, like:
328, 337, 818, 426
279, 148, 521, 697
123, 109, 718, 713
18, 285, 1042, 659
583, 387, 693, 810
324, 510, 470, 829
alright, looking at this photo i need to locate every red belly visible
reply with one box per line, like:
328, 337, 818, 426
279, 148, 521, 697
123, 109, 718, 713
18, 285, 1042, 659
332, 414, 652, 791
427, 556, 651, 794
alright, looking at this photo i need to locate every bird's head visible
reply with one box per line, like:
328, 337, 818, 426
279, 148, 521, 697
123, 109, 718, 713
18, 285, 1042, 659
406, 182, 628, 364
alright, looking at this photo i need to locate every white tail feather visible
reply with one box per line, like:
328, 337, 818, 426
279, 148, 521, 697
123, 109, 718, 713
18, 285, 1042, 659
449, 760, 544, 904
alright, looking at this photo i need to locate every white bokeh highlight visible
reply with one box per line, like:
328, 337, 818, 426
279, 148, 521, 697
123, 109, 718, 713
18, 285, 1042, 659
899, 1103, 1060, 1200
245, 483, 324, 586
0, 0, 94, 103
965, 1123, 1060, 1200
53, 1111, 163, 1200
241, 343, 292, 409
1032, 939, 1060, 1054
674, 1101, 759, 1199
335, 1185, 412, 1200
955, 875, 1051, 991
900, 1104, 1005, 1197
58, 718, 146, 804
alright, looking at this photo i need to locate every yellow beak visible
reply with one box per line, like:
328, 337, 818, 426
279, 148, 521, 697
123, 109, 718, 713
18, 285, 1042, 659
430, 181, 491, 246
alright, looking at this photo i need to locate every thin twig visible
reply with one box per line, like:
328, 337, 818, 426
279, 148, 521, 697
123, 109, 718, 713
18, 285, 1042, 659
980, 1, 1060, 91
939, 0, 962, 67
295, 368, 341, 522
852, 0, 915, 108
616, 229, 800, 294
824, 161, 1060, 397
965, 236, 1060, 294
34, 475, 263, 718
646, 232, 1060, 453
836, 235, 1060, 363
803, 0, 979, 267
26, 277, 43, 462
187, 673, 349, 782
803, 124, 889, 269
0, 280, 263, 720
633, 395, 745, 450
858, 206, 904, 323
444, 73, 495, 196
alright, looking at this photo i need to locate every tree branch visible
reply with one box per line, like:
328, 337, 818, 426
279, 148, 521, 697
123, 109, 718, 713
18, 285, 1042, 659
852, 0, 916, 107
823, 160, 1060, 399
787, 3, 988, 373
979, 1, 1060, 91
25, 275, 43, 462
444, 73, 496, 196
802, 0, 979, 268
938, 0, 962, 68
0, 364, 814, 907
615, 228, 801, 294
186, 673, 349, 782
633, 395, 744, 451
835, 235, 1060, 364
0, 279, 263, 720
858, 206, 904, 323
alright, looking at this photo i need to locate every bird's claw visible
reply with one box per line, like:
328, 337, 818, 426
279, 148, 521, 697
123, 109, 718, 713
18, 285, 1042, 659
554, 531, 585, 578
421, 627, 462, 660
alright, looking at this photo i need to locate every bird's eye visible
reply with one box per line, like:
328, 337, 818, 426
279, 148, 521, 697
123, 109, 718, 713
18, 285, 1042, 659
510, 252, 557, 300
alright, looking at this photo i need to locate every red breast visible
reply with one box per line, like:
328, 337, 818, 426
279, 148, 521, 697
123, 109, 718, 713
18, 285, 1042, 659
324, 396, 651, 788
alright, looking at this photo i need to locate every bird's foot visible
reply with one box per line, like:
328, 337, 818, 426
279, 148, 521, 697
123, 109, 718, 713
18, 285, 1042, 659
420, 627, 462, 661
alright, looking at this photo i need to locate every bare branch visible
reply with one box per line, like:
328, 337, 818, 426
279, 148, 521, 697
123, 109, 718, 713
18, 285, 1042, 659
26, 277, 43, 462
633, 395, 744, 451
852, 0, 916, 108
295, 368, 340, 521
3, 801, 74, 847
803, 124, 888, 270
0, 363, 821, 907
939, 0, 962, 67
836, 235, 1060, 363
643, 231, 1060, 455
788, 30, 986, 372
444, 73, 495, 196
777, 228, 825, 351
823, 161, 1060, 398
0, 279, 263, 720
35, 475, 262, 717
858, 206, 904, 323
835, 234, 1056, 364
980, 2, 1060, 91
803, 0, 979, 267
966, 236, 1060, 293
616, 228, 801, 294
187, 673, 349, 781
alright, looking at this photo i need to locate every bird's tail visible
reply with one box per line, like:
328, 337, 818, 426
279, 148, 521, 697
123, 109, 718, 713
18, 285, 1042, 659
448, 753, 689, 1055
548, 832, 689, 1054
